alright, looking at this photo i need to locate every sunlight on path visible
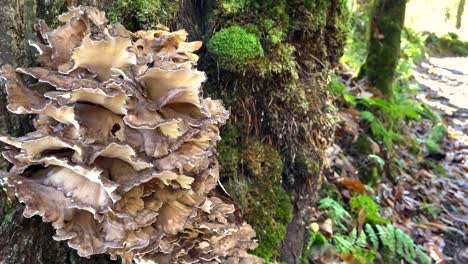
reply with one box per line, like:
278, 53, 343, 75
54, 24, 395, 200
414, 56, 468, 174
414, 57, 468, 110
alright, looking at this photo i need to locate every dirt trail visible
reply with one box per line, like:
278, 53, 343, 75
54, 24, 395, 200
414, 57, 467, 174
413, 57, 468, 262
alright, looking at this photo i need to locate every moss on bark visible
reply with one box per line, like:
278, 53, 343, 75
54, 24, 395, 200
218, 127, 292, 260
359, 0, 407, 97
107, 0, 180, 30
204, 1, 348, 263
0, 1, 348, 263
207, 26, 263, 72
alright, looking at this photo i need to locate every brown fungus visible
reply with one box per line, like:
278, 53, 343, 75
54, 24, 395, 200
0, 6, 262, 264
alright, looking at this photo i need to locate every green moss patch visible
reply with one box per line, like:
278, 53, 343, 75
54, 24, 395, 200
218, 127, 292, 260
207, 26, 263, 72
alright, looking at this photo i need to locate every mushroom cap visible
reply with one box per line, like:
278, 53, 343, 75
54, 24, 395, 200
0, 6, 261, 264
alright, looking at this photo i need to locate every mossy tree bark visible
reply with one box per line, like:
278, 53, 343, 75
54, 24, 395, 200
202, 1, 348, 263
359, 0, 407, 97
0, 1, 348, 263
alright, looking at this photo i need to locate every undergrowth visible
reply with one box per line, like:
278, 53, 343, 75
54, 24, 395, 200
304, 195, 431, 264
305, 3, 454, 263
424, 32, 468, 56
332, 12, 446, 179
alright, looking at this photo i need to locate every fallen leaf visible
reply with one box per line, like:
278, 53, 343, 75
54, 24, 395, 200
357, 207, 367, 234
425, 242, 449, 264
320, 218, 333, 237
341, 252, 361, 264
342, 107, 361, 117
335, 176, 366, 194
394, 181, 404, 202
368, 137, 381, 154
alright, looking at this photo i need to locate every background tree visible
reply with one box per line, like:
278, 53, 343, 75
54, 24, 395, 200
456, 0, 465, 29
0, 1, 348, 263
359, 0, 407, 97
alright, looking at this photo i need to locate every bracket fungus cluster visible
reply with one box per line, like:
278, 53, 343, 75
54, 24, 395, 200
0, 6, 262, 264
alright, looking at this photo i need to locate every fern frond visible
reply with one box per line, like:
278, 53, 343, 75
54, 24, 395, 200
319, 198, 350, 230
376, 225, 390, 249
353, 248, 375, 264
386, 224, 396, 258
395, 228, 406, 257
417, 246, 432, 264
406, 235, 417, 261
349, 228, 357, 244
334, 234, 353, 253
360, 111, 376, 122
365, 224, 379, 251
398, 228, 416, 262
355, 230, 367, 249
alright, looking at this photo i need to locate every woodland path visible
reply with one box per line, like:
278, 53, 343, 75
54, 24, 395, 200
414, 56, 467, 262
414, 57, 467, 175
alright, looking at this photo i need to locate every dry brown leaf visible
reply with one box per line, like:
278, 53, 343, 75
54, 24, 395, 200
335, 176, 366, 194
426, 242, 448, 264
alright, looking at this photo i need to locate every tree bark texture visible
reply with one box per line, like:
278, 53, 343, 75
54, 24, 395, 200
359, 0, 406, 97
0, 1, 348, 263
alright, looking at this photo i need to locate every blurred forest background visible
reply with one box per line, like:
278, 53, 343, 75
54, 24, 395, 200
0, 0, 466, 263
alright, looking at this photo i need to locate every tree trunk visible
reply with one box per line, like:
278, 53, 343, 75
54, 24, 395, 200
0, 1, 348, 263
359, 0, 406, 97
456, 0, 465, 29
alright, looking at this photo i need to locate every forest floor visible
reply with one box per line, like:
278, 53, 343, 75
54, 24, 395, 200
306, 55, 467, 263
413, 56, 468, 261
414, 56, 467, 179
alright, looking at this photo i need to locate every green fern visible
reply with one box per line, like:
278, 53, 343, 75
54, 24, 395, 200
334, 233, 353, 253
319, 198, 350, 230
353, 249, 376, 264
355, 93, 426, 152
365, 224, 379, 251
320, 198, 431, 263
350, 195, 389, 224
375, 224, 391, 258
395, 228, 406, 257
355, 230, 367, 249
366, 224, 429, 263
387, 223, 397, 255
404, 233, 417, 261
333, 227, 375, 264
385, 224, 397, 259
348, 228, 357, 244
417, 246, 432, 264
